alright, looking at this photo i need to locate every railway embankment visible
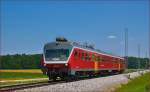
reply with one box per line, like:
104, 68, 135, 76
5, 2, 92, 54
114, 72, 150, 92
14, 70, 149, 92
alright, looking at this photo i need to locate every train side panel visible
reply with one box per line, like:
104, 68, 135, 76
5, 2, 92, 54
67, 48, 125, 75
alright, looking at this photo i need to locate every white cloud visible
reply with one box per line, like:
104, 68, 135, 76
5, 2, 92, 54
107, 35, 117, 39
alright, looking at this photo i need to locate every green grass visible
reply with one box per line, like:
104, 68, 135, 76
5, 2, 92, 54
0, 72, 48, 87
0, 79, 49, 87
0, 72, 48, 80
115, 72, 150, 92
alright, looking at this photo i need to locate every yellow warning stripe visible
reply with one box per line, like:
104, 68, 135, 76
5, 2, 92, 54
94, 62, 98, 73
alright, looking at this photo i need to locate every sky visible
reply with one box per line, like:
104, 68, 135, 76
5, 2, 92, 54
1, 0, 149, 57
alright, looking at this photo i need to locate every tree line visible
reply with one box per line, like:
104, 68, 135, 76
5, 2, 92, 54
0, 54, 149, 69
0, 54, 42, 69
127, 57, 149, 69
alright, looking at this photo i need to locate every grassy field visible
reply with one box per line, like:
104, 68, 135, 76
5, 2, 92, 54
0, 72, 47, 80
0, 69, 47, 80
0, 69, 48, 87
114, 72, 150, 92
0, 69, 42, 73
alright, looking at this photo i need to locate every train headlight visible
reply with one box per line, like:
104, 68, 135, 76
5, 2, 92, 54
65, 63, 68, 66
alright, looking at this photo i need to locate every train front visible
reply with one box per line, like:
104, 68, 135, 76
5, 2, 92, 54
41, 38, 73, 80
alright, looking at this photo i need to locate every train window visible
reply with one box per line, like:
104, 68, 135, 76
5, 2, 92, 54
101, 56, 105, 61
91, 54, 94, 61
116, 58, 118, 61
81, 52, 85, 60
78, 51, 81, 58
85, 52, 89, 61
95, 55, 98, 61
115, 61, 118, 63
102, 56, 107, 62
88, 54, 91, 61
45, 49, 69, 61
94, 55, 96, 61
74, 50, 78, 57
107, 57, 110, 61
97, 56, 101, 62
121, 60, 125, 64
113, 58, 116, 61
92, 54, 97, 62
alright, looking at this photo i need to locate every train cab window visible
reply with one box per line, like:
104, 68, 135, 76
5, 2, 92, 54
81, 52, 85, 60
45, 49, 69, 61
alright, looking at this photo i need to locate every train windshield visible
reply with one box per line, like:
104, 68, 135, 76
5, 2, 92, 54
45, 49, 69, 61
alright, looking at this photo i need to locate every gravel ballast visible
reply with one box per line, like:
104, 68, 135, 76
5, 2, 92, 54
15, 70, 149, 92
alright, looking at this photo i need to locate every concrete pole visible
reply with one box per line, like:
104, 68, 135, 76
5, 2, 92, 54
149, 21, 150, 70
138, 44, 141, 69
125, 28, 128, 69
149, 0, 150, 70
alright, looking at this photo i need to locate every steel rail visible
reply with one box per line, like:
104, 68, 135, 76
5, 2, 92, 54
0, 80, 65, 92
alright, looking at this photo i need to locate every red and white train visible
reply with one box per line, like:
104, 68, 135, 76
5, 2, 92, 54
41, 37, 126, 80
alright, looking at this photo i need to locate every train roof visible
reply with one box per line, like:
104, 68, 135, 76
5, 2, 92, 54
44, 37, 124, 59
45, 40, 124, 59
71, 42, 124, 59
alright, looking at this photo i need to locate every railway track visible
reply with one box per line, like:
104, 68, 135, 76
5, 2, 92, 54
0, 76, 102, 92
0, 73, 119, 92
1, 70, 149, 92
0, 71, 138, 92
0, 80, 66, 92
